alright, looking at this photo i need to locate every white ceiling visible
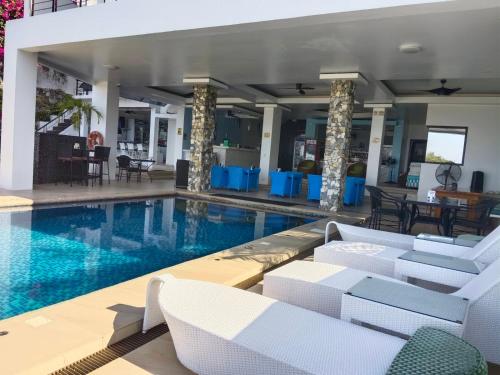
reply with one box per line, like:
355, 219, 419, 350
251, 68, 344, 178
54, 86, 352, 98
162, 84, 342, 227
38, 2, 500, 105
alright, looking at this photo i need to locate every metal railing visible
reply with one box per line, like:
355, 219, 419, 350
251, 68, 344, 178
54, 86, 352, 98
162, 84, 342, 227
30, 0, 112, 16
36, 109, 72, 133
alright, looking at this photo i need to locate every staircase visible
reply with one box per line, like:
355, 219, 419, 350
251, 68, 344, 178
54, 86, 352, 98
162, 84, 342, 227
46, 119, 73, 134
36, 109, 75, 135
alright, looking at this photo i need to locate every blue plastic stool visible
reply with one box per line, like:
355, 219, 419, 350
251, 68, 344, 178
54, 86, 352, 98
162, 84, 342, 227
226, 166, 248, 191
211, 166, 228, 189
270, 171, 291, 197
246, 168, 261, 192
288, 172, 303, 197
307, 174, 322, 201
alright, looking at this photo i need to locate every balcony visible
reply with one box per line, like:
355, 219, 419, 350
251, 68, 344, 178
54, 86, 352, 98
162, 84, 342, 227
29, 0, 108, 16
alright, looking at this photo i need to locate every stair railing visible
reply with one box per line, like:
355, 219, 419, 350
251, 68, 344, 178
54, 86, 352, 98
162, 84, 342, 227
30, 0, 101, 16
36, 109, 73, 133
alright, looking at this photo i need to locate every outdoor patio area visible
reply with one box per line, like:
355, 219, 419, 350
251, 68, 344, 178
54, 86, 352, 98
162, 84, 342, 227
1, 1, 500, 374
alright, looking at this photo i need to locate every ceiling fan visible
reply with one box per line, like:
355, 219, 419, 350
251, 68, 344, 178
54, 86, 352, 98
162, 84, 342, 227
422, 79, 462, 96
282, 83, 315, 96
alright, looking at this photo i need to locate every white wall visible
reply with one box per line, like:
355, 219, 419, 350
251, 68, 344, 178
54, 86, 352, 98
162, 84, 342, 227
400, 104, 428, 172
37, 65, 77, 94
417, 104, 500, 198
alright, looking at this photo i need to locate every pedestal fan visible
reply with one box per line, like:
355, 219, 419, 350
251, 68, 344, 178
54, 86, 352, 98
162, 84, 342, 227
435, 163, 462, 191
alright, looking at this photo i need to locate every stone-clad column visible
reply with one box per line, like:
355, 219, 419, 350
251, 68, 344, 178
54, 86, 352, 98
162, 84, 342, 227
188, 85, 217, 192
320, 80, 355, 212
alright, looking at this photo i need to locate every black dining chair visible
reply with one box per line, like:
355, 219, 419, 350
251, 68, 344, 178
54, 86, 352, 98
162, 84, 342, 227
450, 198, 498, 236
365, 185, 409, 233
408, 203, 444, 236
116, 155, 140, 182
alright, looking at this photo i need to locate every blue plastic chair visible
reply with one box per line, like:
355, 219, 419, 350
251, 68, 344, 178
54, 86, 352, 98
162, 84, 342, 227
226, 166, 248, 191
307, 174, 322, 201
269, 171, 291, 197
288, 172, 303, 197
246, 168, 261, 192
344, 176, 366, 206
211, 165, 228, 189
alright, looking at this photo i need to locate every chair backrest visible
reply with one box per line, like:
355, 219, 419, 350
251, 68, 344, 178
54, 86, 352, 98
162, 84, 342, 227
455, 254, 500, 303
127, 143, 135, 151
365, 185, 382, 210
270, 172, 290, 195
119, 142, 126, 150
137, 144, 144, 152
117, 155, 131, 168
227, 166, 244, 176
94, 146, 110, 161
463, 225, 500, 264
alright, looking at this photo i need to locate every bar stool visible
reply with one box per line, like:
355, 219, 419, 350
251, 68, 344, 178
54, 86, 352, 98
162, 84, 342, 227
91, 146, 111, 185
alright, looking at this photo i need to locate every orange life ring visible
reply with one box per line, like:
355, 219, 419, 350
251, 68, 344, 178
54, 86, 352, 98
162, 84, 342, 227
87, 131, 104, 150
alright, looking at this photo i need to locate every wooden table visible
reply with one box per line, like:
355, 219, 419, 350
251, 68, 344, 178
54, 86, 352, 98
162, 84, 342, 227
434, 189, 482, 220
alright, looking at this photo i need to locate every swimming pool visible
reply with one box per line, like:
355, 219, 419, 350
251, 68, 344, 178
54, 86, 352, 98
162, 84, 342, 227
0, 197, 314, 320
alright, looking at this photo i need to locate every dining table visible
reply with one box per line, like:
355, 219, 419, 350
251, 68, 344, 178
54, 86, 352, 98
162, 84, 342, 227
403, 196, 464, 237
131, 158, 155, 182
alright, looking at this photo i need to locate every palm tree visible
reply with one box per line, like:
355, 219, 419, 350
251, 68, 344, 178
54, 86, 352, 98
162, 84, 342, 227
56, 94, 102, 133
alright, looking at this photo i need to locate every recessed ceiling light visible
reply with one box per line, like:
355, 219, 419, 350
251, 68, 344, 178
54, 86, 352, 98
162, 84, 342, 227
103, 64, 120, 70
399, 43, 423, 54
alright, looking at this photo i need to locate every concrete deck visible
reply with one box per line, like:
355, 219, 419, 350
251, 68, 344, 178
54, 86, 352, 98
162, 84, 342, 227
0, 183, 368, 374
0, 180, 177, 210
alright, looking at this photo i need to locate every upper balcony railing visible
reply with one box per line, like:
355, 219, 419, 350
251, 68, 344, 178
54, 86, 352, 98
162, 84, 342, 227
30, 0, 111, 16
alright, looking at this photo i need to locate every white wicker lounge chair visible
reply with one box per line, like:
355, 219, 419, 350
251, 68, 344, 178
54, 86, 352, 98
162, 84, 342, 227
143, 274, 406, 375
263, 257, 500, 364
329, 221, 500, 254
327, 221, 415, 250
318, 223, 500, 283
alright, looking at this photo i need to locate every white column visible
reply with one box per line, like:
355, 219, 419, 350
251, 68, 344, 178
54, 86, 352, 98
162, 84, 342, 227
148, 111, 160, 161
90, 69, 120, 179
24, 0, 31, 16
365, 107, 388, 186
259, 106, 282, 185
126, 118, 135, 142
0, 50, 38, 190
166, 106, 185, 167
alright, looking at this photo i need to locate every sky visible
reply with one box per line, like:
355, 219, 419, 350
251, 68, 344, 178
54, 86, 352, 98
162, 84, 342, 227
425, 131, 466, 163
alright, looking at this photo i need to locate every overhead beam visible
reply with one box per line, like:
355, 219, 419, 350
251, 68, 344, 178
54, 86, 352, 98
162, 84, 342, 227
182, 77, 228, 90
319, 72, 368, 85
217, 105, 262, 117
276, 96, 360, 105
121, 86, 187, 106
255, 103, 291, 112
232, 85, 278, 103
277, 96, 330, 104
394, 96, 500, 105
364, 101, 393, 108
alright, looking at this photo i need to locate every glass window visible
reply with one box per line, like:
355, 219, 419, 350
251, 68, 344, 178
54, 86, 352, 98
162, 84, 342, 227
425, 126, 467, 165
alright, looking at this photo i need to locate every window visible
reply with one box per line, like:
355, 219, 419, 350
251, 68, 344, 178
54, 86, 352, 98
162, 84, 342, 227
425, 126, 467, 165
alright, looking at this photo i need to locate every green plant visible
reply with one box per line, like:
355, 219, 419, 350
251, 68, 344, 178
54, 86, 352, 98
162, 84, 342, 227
56, 94, 102, 131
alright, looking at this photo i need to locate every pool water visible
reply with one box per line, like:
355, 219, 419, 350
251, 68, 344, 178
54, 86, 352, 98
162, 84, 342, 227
0, 197, 314, 320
